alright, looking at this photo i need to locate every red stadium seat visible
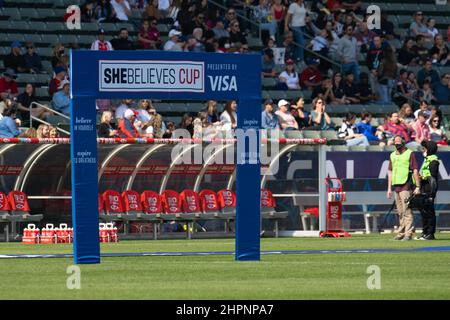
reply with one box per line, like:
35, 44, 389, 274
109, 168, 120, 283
217, 189, 236, 218
8, 191, 31, 214
98, 194, 105, 215
141, 190, 163, 215
180, 189, 201, 218
260, 189, 288, 237
261, 189, 276, 208
122, 190, 143, 218
0, 192, 11, 216
198, 189, 221, 217
102, 190, 125, 216
161, 190, 182, 215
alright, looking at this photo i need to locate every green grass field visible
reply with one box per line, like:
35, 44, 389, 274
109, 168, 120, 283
1, 234, 450, 299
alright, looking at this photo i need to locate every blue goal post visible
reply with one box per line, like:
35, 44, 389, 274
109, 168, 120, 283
70, 50, 261, 264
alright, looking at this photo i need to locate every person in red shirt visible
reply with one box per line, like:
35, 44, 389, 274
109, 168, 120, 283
299, 58, 323, 90
0, 69, 19, 101
48, 66, 67, 97
138, 19, 161, 49
119, 109, 140, 138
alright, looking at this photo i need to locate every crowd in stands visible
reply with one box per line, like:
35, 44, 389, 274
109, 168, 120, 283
0, 0, 449, 146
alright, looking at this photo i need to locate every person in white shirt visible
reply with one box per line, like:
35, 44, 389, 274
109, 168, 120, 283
284, 0, 308, 62
164, 29, 183, 51
111, 0, 131, 21
278, 59, 300, 90
91, 29, 114, 51
275, 99, 298, 131
220, 100, 237, 132
115, 99, 133, 126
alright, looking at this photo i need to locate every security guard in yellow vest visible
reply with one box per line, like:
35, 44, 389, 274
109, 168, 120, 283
416, 140, 440, 240
387, 135, 421, 240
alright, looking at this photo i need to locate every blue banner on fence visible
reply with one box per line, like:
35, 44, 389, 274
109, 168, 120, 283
70, 50, 261, 264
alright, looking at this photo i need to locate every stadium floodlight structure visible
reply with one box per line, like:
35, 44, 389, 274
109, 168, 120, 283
70, 50, 263, 264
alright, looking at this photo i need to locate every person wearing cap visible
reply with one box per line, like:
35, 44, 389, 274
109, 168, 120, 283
0, 69, 19, 101
111, 28, 134, 50
262, 48, 276, 77
91, 28, 113, 51
49, 66, 67, 97
4, 41, 27, 73
415, 140, 440, 240
164, 29, 183, 51
412, 111, 431, 144
299, 58, 322, 90
275, 99, 298, 131
119, 108, 140, 138
261, 99, 279, 130
278, 59, 300, 90
51, 80, 70, 116
387, 135, 421, 241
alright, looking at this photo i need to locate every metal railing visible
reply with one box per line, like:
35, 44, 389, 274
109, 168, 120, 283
29, 102, 71, 136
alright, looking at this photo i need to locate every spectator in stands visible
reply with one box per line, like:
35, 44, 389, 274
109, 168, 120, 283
49, 66, 67, 97
261, 99, 279, 130
413, 111, 431, 144
0, 107, 20, 138
0, 98, 13, 115
91, 28, 114, 51
398, 103, 416, 126
98, 111, 119, 138
428, 114, 447, 145
229, 20, 247, 46
96, 99, 113, 113
23, 42, 42, 74
278, 59, 300, 90
366, 35, 385, 96
379, 12, 396, 40
271, 0, 286, 38
310, 97, 332, 130
36, 124, 50, 138
167, 0, 181, 24
282, 31, 296, 62
377, 45, 397, 104
19, 127, 37, 138
48, 126, 59, 138
356, 111, 380, 144
290, 96, 310, 129
413, 35, 430, 65
275, 99, 298, 131
312, 77, 334, 104
284, 0, 308, 63
17, 84, 52, 124
220, 100, 237, 131
115, 99, 133, 125
111, 28, 135, 50
119, 109, 140, 138
433, 74, 450, 104
95, 0, 117, 22
253, 0, 278, 42
407, 71, 420, 97
309, 28, 331, 73
162, 120, 174, 138
330, 72, 350, 104
426, 18, 439, 40
342, 72, 360, 104
212, 18, 229, 39
148, 106, 166, 138
414, 101, 432, 120
4, 41, 27, 74
417, 80, 436, 105
202, 100, 220, 125
397, 38, 419, 67
81, 0, 96, 22
342, 13, 356, 32
262, 48, 276, 77
164, 29, 183, 51
52, 80, 70, 116
300, 58, 322, 90
378, 112, 413, 146
193, 111, 219, 140
51, 44, 66, 69
183, 11, 207, 36
337, 24, 360, 83
409, 11, 428, 38
179, 113, 194, 136
430, 34, 450, 66
338, 112, 369, 146
138, 19, 161, 49
135, 99, 153, 136
142, 0, 159, 20
111, 0, 131, 21
354, 21, 376, 54
359, 72, 375, 104
0, 69, 19, 101
187, 28, 206, 52
223, 7, 236, 30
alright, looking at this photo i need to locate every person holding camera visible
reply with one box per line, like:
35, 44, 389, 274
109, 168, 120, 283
415, 140, 440, 240
387, 135, 421, 241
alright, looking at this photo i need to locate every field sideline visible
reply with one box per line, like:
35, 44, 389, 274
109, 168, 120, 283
1, 234, 450, 299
